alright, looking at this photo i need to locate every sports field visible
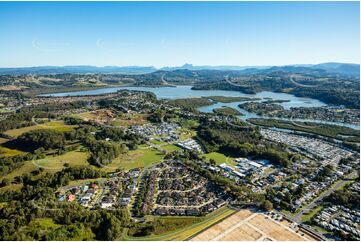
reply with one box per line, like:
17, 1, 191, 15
191, 209, 316, 241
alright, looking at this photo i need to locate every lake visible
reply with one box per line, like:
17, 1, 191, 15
40, 85, 359, 129
40, 85, 325, 108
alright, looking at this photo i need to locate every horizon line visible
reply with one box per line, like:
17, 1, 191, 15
0, 61, 359, 69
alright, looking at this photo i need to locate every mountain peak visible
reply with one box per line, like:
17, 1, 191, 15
181, 63, 194, 69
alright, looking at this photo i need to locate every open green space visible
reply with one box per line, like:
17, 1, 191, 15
0, 146, 26, 157
162, 144, 182, 152
310, 224, 332, 235
179, 128, 197, 140
178, 119, 200, 129
0, 183, 23, 193
149, 139, 165, 145
111, 148, 164, 171
123, 206, 236, 241
204, 152, 238, 167
4, 121, 76, 138
301, 205, 323, 223
151, 217, 201, 235
0, 137, 9, 144
4, 150, 89, 181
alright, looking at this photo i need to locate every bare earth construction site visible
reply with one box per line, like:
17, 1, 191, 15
191, 209, 319, 241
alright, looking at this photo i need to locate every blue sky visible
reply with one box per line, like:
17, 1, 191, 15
0, 1, 359, 67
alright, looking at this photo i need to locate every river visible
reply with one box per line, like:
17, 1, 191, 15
39, 85, 359, 129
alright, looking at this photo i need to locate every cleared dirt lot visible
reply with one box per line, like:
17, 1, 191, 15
219, 224, 262, 241
191, 209, 316, 241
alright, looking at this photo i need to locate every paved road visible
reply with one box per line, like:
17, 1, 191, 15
224, 74, 244, 87
279, 170, 358, 225
294, 170, 358, 222
224, 73, 319, 88
160, 73, 175, 87
288, 74, 320, 88
275, 170, 358, 241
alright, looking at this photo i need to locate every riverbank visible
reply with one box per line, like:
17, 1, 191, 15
38, 85, 359, 129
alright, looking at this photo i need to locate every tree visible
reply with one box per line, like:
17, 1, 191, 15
16, 129, 66, 151
0, 178, 10, 187
262, 200, 273, 211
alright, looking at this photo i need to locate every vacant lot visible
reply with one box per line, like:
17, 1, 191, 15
75, 110, 148, 127
191, 209, 314, 241
111, 113, 148, 126
110, 148, 164, 171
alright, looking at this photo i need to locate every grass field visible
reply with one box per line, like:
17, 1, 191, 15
149, 139, 165, 145
74, 111, 95, 120
139, 216, 202, 236
178, 120, 200, 129
109, 148, 164, 171
204, 152, 238, 167
179, 128, 197, 140
4, 150, 88, 180
0, 183, 23, 193
0, 137, 9, 144
122, 206, 236, 241
301, 205, 323, 223
2, 145, 163, 182
163, 144, 182, 152
0, 146, 26, 157
4, 121, 76, 138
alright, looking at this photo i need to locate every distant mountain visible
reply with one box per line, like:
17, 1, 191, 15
236, 63, 359, 77
311, 62, 360, 76
240, 65, 327, 75
0, 62, 358, 77
181, 63, 359, 77
161, 63, 271, 71
0, 65, 157, 75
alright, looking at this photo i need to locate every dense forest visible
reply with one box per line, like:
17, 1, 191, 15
196, 120, 291, 167
0, 166, 131, 240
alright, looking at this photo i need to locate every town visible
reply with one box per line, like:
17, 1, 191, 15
0, 87, 359, 241
0, 1, 360, 241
